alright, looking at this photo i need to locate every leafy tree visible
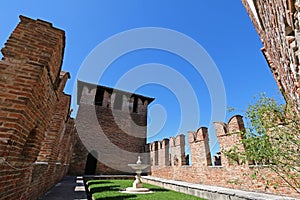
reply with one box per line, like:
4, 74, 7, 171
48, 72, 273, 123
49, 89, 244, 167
225, 94, 300, 192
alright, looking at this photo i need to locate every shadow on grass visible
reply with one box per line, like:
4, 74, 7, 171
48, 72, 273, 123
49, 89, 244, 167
149, 188, 169, 192
86, 181, 113, 187
95, 195, 137, 200
90, 185, 120, 193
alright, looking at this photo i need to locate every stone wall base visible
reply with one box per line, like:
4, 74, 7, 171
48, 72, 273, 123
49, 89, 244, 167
141, 176, 298, 200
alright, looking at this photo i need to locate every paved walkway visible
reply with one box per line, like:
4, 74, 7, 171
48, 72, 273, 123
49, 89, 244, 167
142, 176, 300, 200
39, 176, 88, 200
39, 175, 299, 200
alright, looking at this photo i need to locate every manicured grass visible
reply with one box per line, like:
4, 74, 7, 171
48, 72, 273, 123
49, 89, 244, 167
87, 179, 206, 200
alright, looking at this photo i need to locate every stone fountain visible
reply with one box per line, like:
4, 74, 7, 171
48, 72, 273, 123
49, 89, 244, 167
122, 156, 152, 194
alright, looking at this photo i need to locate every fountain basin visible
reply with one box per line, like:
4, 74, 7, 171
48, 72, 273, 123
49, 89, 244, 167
128, 164, 149, 171
121, 156, 152, 194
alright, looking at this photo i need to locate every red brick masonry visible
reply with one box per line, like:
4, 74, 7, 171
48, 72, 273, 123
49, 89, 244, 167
0, 16, 75, 200
242, 0, 300, 113
149, 115, 299, 198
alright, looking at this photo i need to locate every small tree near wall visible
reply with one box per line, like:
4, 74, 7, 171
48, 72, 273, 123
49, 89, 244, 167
225, 94, 300, 192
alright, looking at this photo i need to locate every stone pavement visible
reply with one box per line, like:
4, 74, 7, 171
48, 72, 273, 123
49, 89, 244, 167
142, 176, 300, 200
39, 176, 88, 200
39, 175, 300, 200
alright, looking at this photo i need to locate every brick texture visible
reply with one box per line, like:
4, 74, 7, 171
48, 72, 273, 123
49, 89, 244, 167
149, 115, 299, 198
242, 0, 300, 113
0, 16, 74, 200
68, 81, 154, 175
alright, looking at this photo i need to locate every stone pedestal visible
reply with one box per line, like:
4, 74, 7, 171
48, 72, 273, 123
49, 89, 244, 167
122, 156, 152, 194
133, 175, 143, 188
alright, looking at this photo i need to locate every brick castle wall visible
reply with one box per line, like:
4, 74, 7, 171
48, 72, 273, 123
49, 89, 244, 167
242, 0, 300, 113
149, 115, 299, 198
68, 82, 154, 175
0, 16, 74, 200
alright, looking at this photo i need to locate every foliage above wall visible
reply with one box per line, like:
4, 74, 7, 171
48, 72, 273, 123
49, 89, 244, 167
225, 94, 300, 193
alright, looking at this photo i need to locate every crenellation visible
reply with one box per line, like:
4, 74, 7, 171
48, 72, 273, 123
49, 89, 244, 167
170, 134, 186, 166
150, 115, 299, 197
188, 127, 212, 167
1, 15, 65, 86
80, 86, 97, 105
78, 82, 154, 118
137, 98, 144, 114
143, 100, 149, 114
214, 122, 228, 137
214, 115, 245, 166
187, 130, 196, 144
195, 127, 208, 142
150, 141, 159, 166
122, 94, 129, 111
158, 138, 170, 167
111, 93, 116, 108
227, 115, 245, 133
0, 16, 74, 199
102, 90, 111, 108
129, 96, 134, 112
0, 7, 298, 198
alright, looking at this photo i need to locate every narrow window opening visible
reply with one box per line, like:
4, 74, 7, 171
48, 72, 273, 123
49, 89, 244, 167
21, 127, 41, 162
133, 96, 138, 113
95, 88, 104, 106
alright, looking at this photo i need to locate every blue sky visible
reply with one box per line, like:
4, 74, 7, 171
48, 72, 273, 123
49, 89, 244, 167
0, 1, 284, 156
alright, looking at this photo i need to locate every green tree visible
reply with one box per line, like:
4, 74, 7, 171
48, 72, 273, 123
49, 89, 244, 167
225, 94, 300, 192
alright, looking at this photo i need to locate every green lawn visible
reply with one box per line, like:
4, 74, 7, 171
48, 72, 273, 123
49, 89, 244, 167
87, 179, 206, 200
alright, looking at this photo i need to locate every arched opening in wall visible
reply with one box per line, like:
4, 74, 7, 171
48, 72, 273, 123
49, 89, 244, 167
21, 127, 42, 162
85, 150, 98, 175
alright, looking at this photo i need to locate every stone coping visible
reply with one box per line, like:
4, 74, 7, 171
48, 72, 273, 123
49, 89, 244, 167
34, 161, 49, 165
141, 176, 299, 200
83, 175, 135, 179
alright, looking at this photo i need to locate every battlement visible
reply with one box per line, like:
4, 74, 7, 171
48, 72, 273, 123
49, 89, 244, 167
0, 16, 74, 200
148, 115, 245, 168
214, 115, 245, 166
1, 15, 65, 87
148, 115, 298, 197
188, 127, 208, 143
77, 80, 154, 115
188, 127, 212, 167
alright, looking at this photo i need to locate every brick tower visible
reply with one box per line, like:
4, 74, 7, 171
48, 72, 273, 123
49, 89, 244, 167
69, 80, 154, 175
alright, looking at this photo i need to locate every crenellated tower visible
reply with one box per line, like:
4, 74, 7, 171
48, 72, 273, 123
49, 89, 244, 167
69, 80, 154, 175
